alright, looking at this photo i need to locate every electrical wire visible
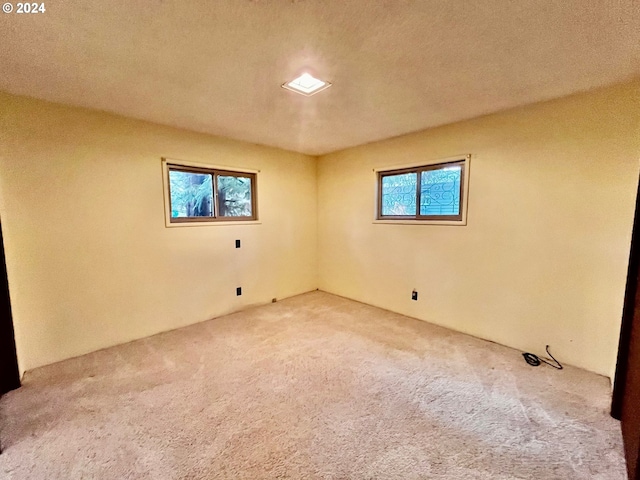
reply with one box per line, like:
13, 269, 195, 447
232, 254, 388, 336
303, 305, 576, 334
522, 345, 563, 370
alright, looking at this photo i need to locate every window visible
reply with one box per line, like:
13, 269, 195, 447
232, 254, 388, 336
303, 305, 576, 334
163, 160, 257, 224
376, 156, 469, 223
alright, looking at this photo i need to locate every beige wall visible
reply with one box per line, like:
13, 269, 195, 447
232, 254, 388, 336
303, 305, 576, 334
2, 82, 638, 380
318, 81, 640, 379
0, 93, 318, 374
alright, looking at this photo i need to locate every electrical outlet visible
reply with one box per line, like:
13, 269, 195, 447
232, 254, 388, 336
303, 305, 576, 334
412, 290, 418, 301
235, 239, 241, 248
236, 287, 242, 296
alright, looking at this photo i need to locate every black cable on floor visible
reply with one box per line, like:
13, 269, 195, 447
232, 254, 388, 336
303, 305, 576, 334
522, 345, 563, 370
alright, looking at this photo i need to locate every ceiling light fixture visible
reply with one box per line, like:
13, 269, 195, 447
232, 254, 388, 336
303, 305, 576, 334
282, 73, 332, 96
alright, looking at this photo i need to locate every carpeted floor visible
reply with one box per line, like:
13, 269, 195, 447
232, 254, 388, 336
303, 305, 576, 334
0, 291, 626, 479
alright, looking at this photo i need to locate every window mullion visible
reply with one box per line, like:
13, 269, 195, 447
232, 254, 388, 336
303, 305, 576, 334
415, 169, 421, 219
212, 173, 218, 219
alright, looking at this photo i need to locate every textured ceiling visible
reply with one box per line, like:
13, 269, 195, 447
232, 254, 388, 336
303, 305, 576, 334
1, 0, 638, 155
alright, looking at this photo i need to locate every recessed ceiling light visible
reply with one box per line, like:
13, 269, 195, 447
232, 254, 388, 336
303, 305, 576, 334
282, 73, 332, 96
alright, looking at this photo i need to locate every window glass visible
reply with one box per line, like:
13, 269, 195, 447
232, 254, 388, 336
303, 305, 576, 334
169, 170, 214, 218
376, 157, 468, 222
381, 173, 417, 216
217, 175, 253, 217
420, 166, 461, 216
165, 162, 257, 224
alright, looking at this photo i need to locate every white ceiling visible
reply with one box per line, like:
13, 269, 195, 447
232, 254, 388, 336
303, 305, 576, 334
1, 0, 638, 155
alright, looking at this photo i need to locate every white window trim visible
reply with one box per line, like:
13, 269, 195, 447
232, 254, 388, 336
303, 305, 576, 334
372, 154, 470, 226
161, 157, 261, 228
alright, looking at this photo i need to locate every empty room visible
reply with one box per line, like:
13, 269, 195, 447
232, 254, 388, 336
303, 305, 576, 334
1, 1, 640, 479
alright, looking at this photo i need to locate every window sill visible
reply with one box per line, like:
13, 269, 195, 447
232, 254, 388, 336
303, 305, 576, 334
373, 219, 466, 226
165, 220, 262, 228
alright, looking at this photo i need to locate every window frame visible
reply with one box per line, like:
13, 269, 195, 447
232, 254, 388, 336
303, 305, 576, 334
374, 155, 470, 225
162, 158, 259, 227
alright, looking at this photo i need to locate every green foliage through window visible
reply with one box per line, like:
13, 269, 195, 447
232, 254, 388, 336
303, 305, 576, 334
169, 171, 213, 218
167, 164, 256, 223
218, 176, 252, 217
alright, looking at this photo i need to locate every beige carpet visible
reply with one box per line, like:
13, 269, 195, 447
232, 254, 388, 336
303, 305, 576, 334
0, 291, 626, 479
